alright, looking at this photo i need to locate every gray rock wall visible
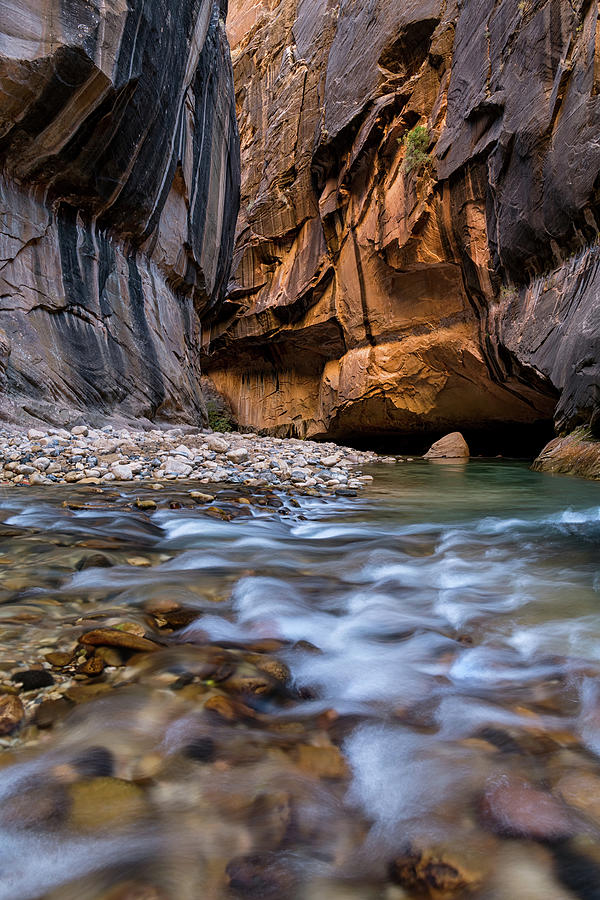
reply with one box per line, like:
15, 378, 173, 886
0, 0, 240, 426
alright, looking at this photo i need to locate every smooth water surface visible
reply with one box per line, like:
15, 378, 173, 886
0, 461, 599, 899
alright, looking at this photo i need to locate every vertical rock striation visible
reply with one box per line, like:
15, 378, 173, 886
0, 0, 240, 426
203, 0, 600, 444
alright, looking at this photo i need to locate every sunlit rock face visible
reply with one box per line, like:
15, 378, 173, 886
0, 0, 240, 426
203, 0, 600, 441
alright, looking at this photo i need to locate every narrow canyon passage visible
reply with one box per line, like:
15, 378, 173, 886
2, 0, 600, 898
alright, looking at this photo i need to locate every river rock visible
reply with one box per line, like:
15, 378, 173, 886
112, 464, 134, 481
11, 669, 55, 691
0, 693, 24, 735
226, 852, 295, 898
227, 447, 249, 464
68, 777, 147, 831
79, 629, 161, 653
480, 779, 575, 841
206, 435, 229, 453
424, 433, 470, 459
555, 771, 600, 826
164, 457, 193, 476
293, 744, 348, 779
389, 842, 484, 898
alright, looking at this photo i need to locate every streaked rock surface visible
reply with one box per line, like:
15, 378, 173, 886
0, 0, 240, 426
202, 0, 600, 444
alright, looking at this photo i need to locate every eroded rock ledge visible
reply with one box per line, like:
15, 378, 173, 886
202, 0, 600, 444
0, 0, 240, 427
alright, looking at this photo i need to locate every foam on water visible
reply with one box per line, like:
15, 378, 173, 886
1, 461, 600, 896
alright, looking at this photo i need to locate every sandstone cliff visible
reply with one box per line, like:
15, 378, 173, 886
202, 0, 599, 445
0, 0, 239, 427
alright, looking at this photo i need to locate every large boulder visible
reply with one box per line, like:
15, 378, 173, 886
424, 433, 470, 459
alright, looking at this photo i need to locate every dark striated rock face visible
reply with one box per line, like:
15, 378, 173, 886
0, 0, 240, 426
202, 0, 600, 444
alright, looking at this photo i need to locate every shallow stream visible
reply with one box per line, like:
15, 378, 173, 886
1, 461, 600, 899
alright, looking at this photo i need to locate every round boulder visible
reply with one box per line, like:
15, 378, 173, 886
424, 432, 470, 459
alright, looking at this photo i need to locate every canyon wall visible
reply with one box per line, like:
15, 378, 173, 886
203, 0, 600, 443
0, 0, 239, 427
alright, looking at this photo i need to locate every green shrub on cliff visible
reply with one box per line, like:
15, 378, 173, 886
206, 401, 233, 433
402, 125, 431, 174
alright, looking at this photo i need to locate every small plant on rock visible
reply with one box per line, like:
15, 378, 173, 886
402, 125, 432, 175
206, 400, 234, 433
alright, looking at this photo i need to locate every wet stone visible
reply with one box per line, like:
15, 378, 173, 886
77, 656, 105, 676
293, 744, 348, 779
94, 646, 125, 667
226, 852, 296, 898
0, 693, 24, 735
480, 779, 575, 841
45, 651, 73, 667
1, 783, 68, 830
72, 745, 115, 778
79, 629, 161, 653
76, 553, 114, 570
64, 682, 113, 703
34, 698, 72, 729
68, 777, 147, 831
156, 608, 200, 628
135, 498, 157, 510
11, 669, 55, 691
97, 881, 168, 900
389, 843, 484, 898
183, 736, 217, 763
255, 658, 291, 685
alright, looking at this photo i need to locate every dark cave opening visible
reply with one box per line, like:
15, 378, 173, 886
331, 419, 556, 460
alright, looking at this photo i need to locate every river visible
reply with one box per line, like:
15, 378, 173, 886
0, 460, 600, 899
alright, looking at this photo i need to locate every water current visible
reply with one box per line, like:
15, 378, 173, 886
0, 460, 600, 899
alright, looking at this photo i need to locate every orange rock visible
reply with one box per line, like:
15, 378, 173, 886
79, 629, 161, 653
0, 694, 24, 735
293, 744, 348, 779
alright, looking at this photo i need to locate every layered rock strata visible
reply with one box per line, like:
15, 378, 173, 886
0, 0, 239, 426
202, 0, 600, 444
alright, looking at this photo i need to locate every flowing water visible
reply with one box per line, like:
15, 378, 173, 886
1, 461, 600, 899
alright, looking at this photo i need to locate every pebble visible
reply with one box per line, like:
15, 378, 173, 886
0, 424, 381, 497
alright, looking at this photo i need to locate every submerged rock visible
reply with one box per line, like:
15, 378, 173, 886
68, 777, 147, 831
480, 779, 575, 841
226, 852, 295, 898
389, 842, 485, 899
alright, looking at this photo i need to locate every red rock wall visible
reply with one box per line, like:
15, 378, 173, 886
203, 0, 600, 441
